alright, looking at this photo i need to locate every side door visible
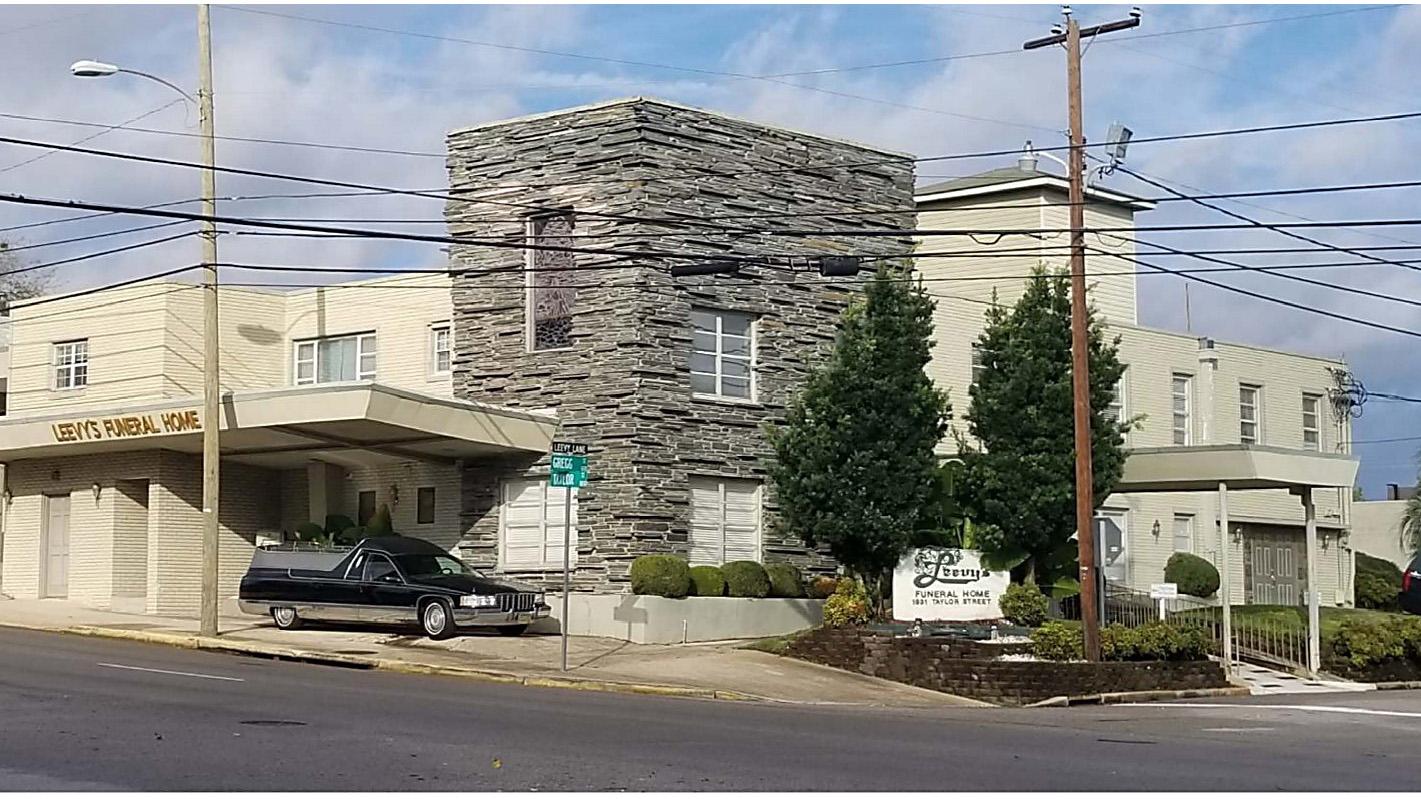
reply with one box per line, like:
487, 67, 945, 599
361, 554, 418, 623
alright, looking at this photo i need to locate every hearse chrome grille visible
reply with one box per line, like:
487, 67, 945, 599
498, 592, 538, 613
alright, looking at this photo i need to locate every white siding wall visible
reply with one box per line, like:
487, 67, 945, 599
339, 462, 463, 550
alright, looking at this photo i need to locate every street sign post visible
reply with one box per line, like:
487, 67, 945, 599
548, 441, 588, 672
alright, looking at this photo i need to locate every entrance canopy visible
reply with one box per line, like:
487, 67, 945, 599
0, 383, 558, 469
1118, 444, 1358, 493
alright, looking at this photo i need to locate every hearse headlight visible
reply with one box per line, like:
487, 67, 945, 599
459, 594, 498, 608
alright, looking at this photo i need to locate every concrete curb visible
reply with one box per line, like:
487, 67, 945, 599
1373, 680, 1421, 691
1066, 686, 1253, 705
0, 621, 760, 704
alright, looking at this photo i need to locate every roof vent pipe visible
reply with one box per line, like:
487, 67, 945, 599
1018, 141, 1039, 173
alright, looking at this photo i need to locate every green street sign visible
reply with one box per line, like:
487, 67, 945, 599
549, 470, 586, 488
549, 441, 589, 488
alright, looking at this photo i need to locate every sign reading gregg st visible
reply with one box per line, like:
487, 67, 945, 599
892, 546, 1009, 622
51, 410, 202, 443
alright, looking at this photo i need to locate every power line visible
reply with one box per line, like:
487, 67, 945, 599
1352, 435, 1421, 445
1108, 5, 1400, 43
0, 198, 203, 235
12, 264, 198, 309
4, 230, 197, 278
1, 220, 189, 253
0, 100, 186, 175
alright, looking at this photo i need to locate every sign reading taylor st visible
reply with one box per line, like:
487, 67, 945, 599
51, 410, 202, 443
892, 546, 1009, 622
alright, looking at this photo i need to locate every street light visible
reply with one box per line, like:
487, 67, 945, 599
68, 6, 221, 638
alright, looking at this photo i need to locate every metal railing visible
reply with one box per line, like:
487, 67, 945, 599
1100, 583, 1308, 672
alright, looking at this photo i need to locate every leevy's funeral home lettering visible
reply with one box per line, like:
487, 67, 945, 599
51, 410, 202, 442
892, 547, 1009, 622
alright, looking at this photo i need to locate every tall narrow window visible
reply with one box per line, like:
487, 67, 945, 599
358, 491, 377, 526
688, 477, 762, 565
526, 214, 576, 351
1171, 374, 1192, 445
416, 486, 437, 525
1239, 384, 1262, 444
1302, 393, 1322, 451
1172, 513, 1195, 553
430, 324, 452, 375
1105, 367, 1129, 442
690, 308, 754, 400
969, 343, 986, 386
53, 339, 89, 390
293, 333, 376, 385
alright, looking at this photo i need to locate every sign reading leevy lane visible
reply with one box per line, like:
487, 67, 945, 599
51, 410, 202, 443
892, 547, 1009, 622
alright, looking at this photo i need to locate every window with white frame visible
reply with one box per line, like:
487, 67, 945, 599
429, 324, 452, 375
293, 332, 377, 385
690, 308, 754, 400
1172, 513, 1195, 553
1302, 393, 1323, 451
53, 339, 89, 390
526, 214, 576, 352
1239, 383, 1262, 444
688, 477, 762, 565
1171, 373, 1192, 445
1105, 368, 1129, 441
500, 479, 577, 569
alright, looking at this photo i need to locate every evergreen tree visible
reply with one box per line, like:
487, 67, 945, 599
767, 265, 951, 602
957, 268, 1129, 586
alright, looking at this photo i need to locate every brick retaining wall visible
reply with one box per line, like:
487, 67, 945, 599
785, 627, 1227, 706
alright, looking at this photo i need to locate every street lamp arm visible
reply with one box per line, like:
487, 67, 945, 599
117, 68, 198, 105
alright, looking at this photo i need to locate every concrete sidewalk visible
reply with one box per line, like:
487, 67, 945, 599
0, 598, 981, 708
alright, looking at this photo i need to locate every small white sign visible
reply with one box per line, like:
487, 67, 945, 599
892, 547, 1009, 622
1150, 582, 1179, 600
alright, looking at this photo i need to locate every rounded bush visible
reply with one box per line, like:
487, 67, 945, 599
1031, 620, 1083, 661
823, 578, 871, 627
1099, 622, 1210, 662
999, 582, 1049, 627
324, 514, 355, 534
688, 565, 726, 597
1355, 552, 1403, 610
766, 563, 805, 598
1332, 617, 1406, 668
723, 561, 771, 598
807, 576, 839, 599
293, 521, 326, 542
629, 554, 692, 598
1164, 552, 1220, 598
366, 504, 396, 536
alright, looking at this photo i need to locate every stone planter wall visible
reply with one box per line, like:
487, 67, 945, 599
785, 627, 1227, 706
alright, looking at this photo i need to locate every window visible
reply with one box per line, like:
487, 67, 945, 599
1302, 393, 1323, 451
526, 214, 576, 351
416, 486, 436, 525
363, 553, 400, 583
357, 491, 377, 526
1171, 374, 1192, 445
1172, 514, 1195, 553
1105, 368, 1129, 441
1239, 384, 1262, 444
294, 333, 376, 385
970, 343, 986, 386
53, 339, 89, 390
430, 324, 451, 375
688, 477, 762, 565
690, 308, 754, 400
500, 479, 577, 569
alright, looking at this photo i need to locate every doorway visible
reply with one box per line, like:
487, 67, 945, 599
1246, 528, 1306, 605
42, 494, 70, 598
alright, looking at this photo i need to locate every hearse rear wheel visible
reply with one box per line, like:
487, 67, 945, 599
421, 598, 455, 640
497, 624, 529, 637
271, 606, 303, 630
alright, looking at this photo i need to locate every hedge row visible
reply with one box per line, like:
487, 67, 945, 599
1331, 615, 1421, 669
1031, 620, 1210, 662
629, 555, 823, 598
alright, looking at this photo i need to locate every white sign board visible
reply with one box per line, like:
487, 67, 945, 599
892, 547, 1009, 622
1149, 582, 1179, 600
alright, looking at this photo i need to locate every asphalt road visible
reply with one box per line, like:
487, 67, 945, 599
1, 627, 1419, 791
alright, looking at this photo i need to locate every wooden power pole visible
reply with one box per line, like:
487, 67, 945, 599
198, 3, 221, 638
1025, 6, 1140, 662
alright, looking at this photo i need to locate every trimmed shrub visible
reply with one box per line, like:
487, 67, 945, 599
999, 582, 1050, 627
332, 525, 366, 546
1031, 620, 1083, 661
766, 563, 805, 598
807, 576, 839, 599
823, 578, 871, 627
366, 504, 395, 536
629, 554, 692, 598
1355, 552, 1403, 610
1164, 552, 1220, 598
1332, 617, 1407, 667
688, 565, 726, 598
723, 561, 771, 598
293, 521, 326, 543
324, 514, 355, 534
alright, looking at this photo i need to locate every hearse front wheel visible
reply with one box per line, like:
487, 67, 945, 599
421, 599, 455, 640
271, 606, 303, 630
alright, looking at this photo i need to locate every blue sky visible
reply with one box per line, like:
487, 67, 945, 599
0, 3, 1418, 494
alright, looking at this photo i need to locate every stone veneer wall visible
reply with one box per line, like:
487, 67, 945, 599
445, 99, 917, 591
785, 627, 1228, 706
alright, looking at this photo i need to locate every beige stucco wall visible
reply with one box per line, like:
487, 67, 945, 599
1352, 500, 1413, 569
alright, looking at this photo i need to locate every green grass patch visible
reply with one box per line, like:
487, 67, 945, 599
739, 631, 804, 654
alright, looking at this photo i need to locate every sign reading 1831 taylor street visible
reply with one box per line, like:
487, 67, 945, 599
892, 547, 1009, 622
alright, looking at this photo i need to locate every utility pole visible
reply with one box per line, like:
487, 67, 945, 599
198, 3, 221, 638
1025, 6, 1140, 662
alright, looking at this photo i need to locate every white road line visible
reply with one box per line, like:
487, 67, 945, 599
1201, 727, 1277, 732
97, 662, 244, 682
1125, 702, 1421, 719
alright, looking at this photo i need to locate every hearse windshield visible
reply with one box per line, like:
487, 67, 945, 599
395, 553, 479, 579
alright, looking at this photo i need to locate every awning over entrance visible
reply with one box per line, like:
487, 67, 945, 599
1118, 444, 1358, 493
0, 383, 558, 468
